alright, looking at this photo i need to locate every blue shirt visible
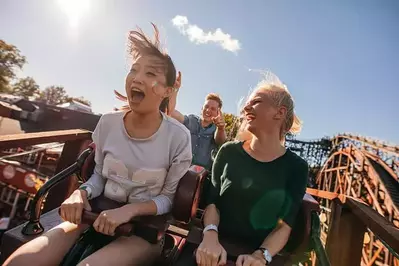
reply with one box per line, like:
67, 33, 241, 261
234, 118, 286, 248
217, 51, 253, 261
183, 114, 217, 169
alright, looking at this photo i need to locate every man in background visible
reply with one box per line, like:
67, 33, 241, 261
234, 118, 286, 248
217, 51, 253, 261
168, 72, 226, 170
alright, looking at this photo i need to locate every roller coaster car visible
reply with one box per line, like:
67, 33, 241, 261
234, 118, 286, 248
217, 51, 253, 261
1, 145, 328, 266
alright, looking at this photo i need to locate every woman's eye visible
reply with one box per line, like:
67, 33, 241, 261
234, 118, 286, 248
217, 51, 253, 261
146, 72, 156, 76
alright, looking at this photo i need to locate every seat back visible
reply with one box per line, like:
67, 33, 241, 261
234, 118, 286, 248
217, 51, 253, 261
172, 166, 208, 223
79, 143, 96, 182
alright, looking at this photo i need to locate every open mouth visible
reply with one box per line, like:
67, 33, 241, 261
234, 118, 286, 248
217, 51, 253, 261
245, 113, 256, 121
130, 87, 145, 104
203, 110, 211, 118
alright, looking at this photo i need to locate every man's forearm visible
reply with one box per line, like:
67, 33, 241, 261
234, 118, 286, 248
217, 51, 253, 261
168, 91, 178, 114
167, 92, 185, 123
215, 127, 227, 145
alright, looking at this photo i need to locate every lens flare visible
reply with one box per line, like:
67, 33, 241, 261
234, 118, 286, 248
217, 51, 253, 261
58, 0, 90, 28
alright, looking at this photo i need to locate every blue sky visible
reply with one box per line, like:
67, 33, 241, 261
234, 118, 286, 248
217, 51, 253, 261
1, 0, 398, 143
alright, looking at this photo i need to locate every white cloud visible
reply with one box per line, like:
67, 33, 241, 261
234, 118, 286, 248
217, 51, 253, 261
171, 15, 241, 53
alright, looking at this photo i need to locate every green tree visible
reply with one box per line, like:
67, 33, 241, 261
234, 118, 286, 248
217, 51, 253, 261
67, 96, 91, 107
38, 86, 92, 107
12, 77, 40, 99
223, 113, 241, 140
0, 40, 27, 93
37, 85, 68, 105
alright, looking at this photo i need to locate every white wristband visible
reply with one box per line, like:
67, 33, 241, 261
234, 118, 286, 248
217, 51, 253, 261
203, 224, 218, 234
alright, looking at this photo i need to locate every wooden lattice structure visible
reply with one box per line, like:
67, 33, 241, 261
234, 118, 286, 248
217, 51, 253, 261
287, 134, 399, 265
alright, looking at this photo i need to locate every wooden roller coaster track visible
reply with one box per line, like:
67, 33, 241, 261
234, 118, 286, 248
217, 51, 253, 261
287, 133, 399, 266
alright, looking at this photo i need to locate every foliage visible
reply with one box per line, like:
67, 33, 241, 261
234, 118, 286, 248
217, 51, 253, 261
67, 96, 91, 107
0, 39, 92, 108
223, 113, 241, 141
12, 77, 40, 99
37, 86, 91, 107
37, 86, 68, 105
0, 39, 27, 93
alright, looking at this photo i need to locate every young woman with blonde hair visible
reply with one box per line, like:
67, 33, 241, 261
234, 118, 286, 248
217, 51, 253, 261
194, 73, 308, 266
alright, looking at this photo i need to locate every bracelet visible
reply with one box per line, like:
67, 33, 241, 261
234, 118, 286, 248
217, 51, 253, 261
203, 224, 218, 234
79, 185, 92, 199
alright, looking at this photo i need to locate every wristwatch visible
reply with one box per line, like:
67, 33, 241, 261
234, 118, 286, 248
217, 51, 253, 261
257, 247, 272, 264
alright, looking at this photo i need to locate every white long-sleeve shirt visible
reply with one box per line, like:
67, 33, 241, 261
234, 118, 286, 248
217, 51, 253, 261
80, 111, 192, 215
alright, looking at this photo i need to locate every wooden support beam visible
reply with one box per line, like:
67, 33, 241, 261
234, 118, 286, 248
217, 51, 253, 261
306, 188, 347, 203
0, 129, 91, 149
326, 199, 367, 266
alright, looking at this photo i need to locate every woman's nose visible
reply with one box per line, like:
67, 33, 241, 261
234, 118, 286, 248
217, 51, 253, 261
132, 72, 144, 84
243, 102, 252, 112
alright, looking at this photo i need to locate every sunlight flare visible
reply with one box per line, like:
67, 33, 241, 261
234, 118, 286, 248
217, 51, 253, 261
58, 0, 90, 28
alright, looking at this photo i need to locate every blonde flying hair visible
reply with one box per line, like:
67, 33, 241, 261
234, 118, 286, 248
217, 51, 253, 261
235, 70, 302, 143
205, 93, 223, 109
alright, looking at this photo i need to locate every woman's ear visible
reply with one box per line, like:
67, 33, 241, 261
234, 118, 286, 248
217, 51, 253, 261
274, 106, 287, 120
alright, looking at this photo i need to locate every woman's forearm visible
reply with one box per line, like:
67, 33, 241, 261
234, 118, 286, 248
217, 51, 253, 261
123, 200, 158, 219
80, 165, 105, 199
258, 220, 292, 257
203, 204, 220, 227
202, 204, 221, 240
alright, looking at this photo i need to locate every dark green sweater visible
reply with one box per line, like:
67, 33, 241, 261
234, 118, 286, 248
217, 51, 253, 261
207, 141, 309, 248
